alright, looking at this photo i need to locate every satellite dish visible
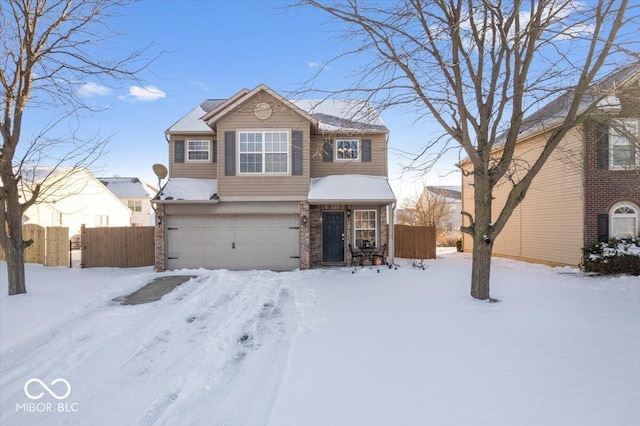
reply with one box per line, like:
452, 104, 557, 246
152, 164, 168, 180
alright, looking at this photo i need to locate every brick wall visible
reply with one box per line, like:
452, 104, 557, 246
584, 80, 640, 245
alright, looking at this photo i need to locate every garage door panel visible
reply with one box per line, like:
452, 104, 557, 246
166, 214, 299, 271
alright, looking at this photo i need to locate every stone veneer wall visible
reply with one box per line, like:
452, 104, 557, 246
154, 203, 166, 272
300, 201, 310, 269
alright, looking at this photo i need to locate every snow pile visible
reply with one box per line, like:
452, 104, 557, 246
308, 174, 396, 203
155, 178, 218, 201
1, 253, 639, 426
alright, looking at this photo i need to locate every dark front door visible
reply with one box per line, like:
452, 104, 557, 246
322, 212, 345, 263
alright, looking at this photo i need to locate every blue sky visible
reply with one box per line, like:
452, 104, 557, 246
26, 0, 459, 202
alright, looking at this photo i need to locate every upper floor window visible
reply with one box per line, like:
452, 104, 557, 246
239, 131, 289, 174
609, 120, 639, 170
127, 200, 142, 212
610, 201, 639, 238
336, 139, 360, 161
51, 212, 63, 226
187, 140, 210, 162
95, 215, 109, 227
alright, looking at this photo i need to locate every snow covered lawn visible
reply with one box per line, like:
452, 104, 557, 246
1, 252, 639, 426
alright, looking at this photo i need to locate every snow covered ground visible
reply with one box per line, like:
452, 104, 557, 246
1, 251, 638, 426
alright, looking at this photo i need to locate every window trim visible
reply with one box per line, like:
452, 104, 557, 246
127, 199, 142, 212
609, 201, 639, 238
237, 129, 291, 175
335, 139, 361, 162
609, 119, 639, 170
186, 139, 211, 163
353, 209, 378, 248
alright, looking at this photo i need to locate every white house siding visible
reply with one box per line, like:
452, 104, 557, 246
462, 126, 585, 266
23, 169, 132, 237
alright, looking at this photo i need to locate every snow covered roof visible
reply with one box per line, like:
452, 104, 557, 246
292, 99, 387, 132
154, 178, 218, 202
166, 86, 388, 135
308, 174, 396, 204
514, 62, 640, 141
166, 100, 225, 133
425, 186, 462, 201
99, 177, 157, 199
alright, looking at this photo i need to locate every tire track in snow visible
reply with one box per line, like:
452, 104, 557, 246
1, 270, 299, 426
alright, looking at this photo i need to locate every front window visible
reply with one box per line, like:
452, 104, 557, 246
127, 200, 142, 212
187, 140, 210, 162
354, 210, 377, 248
610, 120, 639, 170
336, 139, 360, 161
239, 131, 289, 174
610, 201, 639, 238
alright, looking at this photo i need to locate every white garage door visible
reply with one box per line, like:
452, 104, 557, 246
166, 215, 300, 271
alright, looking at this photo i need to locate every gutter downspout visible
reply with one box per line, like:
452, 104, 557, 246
388, 201, 396, 266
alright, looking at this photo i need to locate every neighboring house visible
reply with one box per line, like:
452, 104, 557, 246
152, 84, 396, 271
99, 177, 157, 226
461, 63, 640, 266
20, 167, 133, 237
422, 186, 462, 240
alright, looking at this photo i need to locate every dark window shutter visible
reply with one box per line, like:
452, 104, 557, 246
292, 130, 303, 175
175, 140, 185, 163
322, 140, 333, 162
597, 124, 609, 170
597, 214, 609, 242
225, 131, 235, 176
362, 139, 372, 162
212, 141, 218, 163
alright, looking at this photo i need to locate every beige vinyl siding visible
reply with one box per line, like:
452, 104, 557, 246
462, 126, 585, 266
169, 135, 218, 179
217, 92, 310, 198
310, 133, 388, 177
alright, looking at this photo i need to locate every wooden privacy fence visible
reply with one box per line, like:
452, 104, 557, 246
394, 224, 436, 260
0, 225, 69, 266
81, 225, 154, 268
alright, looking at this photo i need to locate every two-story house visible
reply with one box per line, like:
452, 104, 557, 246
152, 84, 396, 271
461, 63, 640, 266
99, 177, 157, 226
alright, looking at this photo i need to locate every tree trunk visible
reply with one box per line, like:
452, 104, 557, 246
470, 237, 492, 300
5, 241, 27, 295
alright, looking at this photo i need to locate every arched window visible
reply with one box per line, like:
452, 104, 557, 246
609, 201, 639, 238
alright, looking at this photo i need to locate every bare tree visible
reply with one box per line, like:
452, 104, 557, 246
1, 0, 156, 295
398, 189, 449, 228
298, 0, 636, 300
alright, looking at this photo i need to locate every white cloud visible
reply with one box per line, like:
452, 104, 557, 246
78, 82, 111, 97
127, 85, 166, 102
307, 61, 320, 68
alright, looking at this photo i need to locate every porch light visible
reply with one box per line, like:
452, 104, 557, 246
347, 209, 351, 218
302, 216, 308, 224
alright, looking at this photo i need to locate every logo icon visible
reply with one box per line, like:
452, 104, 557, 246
24, 378, 71, 400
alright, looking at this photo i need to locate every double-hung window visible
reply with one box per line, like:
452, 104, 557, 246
336, 139, 359, 161
187, 140, 210, 162
354, 210, 377, 248
239, 131, 289, 174
609, 120, 639, 170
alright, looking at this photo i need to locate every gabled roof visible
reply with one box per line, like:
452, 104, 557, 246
166, 84, 388, 135
424, 186, 462, 201
99, 177, 157, 199
202, 84, 317, 129
516, 62, 640, 141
